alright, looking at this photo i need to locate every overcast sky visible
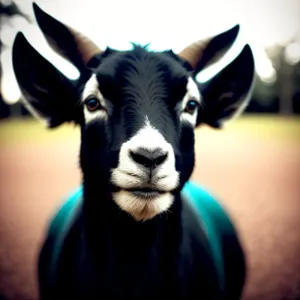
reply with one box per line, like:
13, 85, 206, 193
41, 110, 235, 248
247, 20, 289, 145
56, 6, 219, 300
1, 0, 300, 102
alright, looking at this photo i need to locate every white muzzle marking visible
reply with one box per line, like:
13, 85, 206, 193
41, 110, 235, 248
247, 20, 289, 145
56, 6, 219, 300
111, 118, 179, 221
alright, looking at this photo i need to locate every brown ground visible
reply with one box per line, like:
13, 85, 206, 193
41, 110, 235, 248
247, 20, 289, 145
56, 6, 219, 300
0, 118, 300, 300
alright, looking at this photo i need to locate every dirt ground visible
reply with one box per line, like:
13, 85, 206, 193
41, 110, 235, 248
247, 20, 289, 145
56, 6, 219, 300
0, 117, 300, 300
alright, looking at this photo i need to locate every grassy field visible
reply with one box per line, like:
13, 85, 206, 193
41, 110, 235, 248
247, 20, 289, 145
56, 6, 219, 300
0, 114, 299, 145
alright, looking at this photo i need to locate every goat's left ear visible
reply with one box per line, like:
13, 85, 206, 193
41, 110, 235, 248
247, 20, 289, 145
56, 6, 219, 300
197, 44, 255, 128
178, 25, 239, 73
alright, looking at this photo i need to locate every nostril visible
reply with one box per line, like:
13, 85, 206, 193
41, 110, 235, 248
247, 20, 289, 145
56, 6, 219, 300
130, 150, 151, 167
153, 152, 168, 166
130, 148, 168, 169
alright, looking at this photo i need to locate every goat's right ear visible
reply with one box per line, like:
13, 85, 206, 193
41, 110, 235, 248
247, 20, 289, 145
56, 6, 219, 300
12, 32, 80, 128
32, 3, 102, 72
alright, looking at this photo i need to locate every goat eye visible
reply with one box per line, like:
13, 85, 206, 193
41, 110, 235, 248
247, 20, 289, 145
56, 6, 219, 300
85, 98, 101, 112
185, 100, 199, 114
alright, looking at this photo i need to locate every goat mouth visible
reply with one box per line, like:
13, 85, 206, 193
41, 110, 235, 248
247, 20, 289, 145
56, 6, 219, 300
124, 187, 165, 199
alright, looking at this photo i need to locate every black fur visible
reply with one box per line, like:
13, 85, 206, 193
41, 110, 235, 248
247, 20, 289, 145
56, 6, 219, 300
12, 5, 255, 299
35, 45, 250, 299
39, 192, 229, 300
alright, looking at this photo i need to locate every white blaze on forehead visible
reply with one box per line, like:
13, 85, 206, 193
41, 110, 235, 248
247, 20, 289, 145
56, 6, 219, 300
123, 117, 174, 155
181, 77, 201, 126
110, 117, 179, 220
82, 74, 107, 123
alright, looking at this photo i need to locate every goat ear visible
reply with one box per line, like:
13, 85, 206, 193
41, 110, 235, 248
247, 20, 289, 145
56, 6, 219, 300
178, 25, 239, 73
12, 32, 80, 128
197, 44, 255, 128
32, 2, 102, 72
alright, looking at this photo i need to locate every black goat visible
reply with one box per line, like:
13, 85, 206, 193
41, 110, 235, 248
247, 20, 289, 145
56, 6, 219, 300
12, 3, 255, 299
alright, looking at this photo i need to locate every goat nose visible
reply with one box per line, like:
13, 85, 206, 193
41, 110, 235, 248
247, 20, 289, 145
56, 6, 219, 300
130, 148, 168, 169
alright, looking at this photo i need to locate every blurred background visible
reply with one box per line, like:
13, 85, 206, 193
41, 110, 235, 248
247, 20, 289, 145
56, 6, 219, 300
0, 0, 300, 299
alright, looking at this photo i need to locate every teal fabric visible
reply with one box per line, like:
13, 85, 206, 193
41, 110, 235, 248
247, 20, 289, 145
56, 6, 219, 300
47, 186, 83, 285
46, 181, 237, 293
182, 181, 232, 293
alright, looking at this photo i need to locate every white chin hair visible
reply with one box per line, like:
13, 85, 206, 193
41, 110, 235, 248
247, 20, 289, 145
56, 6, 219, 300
110, 169, 179, 192
112, 190, 174, 221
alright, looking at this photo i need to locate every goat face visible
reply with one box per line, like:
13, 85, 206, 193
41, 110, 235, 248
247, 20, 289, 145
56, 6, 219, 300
80, 48, 201, 220
12, 3, 255, 221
